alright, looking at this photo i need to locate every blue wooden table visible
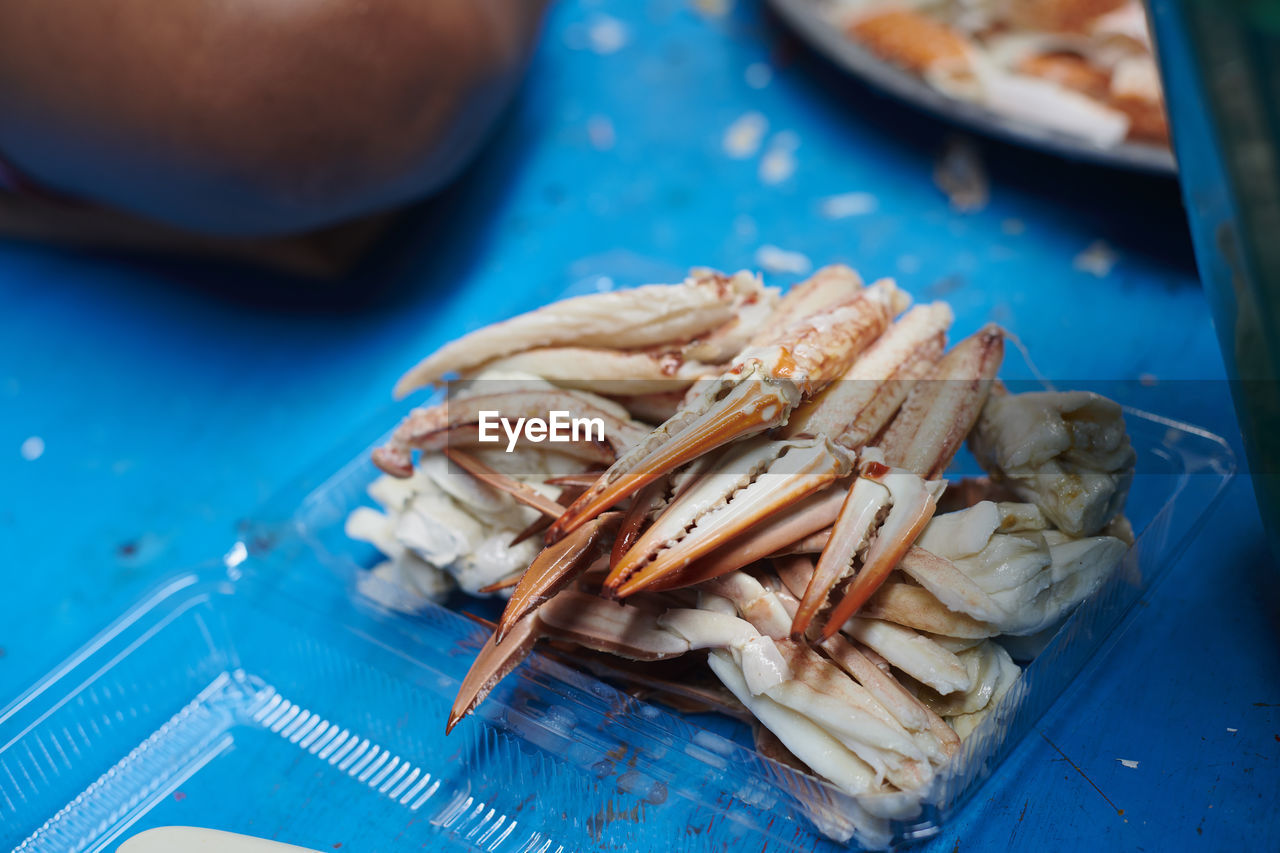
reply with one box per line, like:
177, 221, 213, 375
2, 1, 1276, 849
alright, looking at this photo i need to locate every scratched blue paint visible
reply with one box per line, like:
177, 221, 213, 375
0, 0, 1274, 849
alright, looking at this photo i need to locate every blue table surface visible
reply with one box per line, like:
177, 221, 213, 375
2, 0, 1277, 849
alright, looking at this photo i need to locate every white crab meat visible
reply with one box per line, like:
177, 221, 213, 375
969, 390, 1135, 537
841, 617, 974, 695
765, 643, 933, 790
707, 650, 885, 796
460, 347, 722, 396
937, 641, 1020, 741
862, 581, 998, 639
913, 639, 1018, 717
912, 500, 1128, 635
346, 508, 456, 602
712, 573, 956, 765
657, 607, 791, 695
351, 452, 579, 596
965, 59, 1130, 146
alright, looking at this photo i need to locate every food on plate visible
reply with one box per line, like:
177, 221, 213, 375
824, 0, 1168, 147
349, 266, 1134, 837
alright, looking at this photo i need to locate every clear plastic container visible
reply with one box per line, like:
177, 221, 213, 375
0, 385, 1234, 851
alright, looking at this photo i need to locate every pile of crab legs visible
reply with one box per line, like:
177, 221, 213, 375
370, 266, 1133, 831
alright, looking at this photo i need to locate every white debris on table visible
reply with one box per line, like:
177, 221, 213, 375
760, 131, 800, 184
1074, 240, 1119, 277
723, 112, 769, 159
755, 244, 813, 275
820, 192, 879, 219
20, 436, 44, 461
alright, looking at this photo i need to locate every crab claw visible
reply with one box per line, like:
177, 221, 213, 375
790, 467, 888, 637
791, 326, 1005, 639
815, 463, 941, 641
639, 486, 848, 592
447, 591, 690, 733
495, 512, 621, 642
610, 480, 667, 570
448, 607, 542, 734
548, 368, 804, 541
606, 437, 854, 597
790, 455, 942, 639
548, 275, 907, 542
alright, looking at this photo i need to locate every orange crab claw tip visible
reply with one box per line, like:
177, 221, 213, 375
791, 476, 888, 638
818, 489, 938, 641
495, 513, 619, 642
550, 380, 793, 540
450, 614, 541, 734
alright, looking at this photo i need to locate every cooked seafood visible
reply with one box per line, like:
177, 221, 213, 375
393, 269, 778, 398
825, 0, 1169, 147
354, 267, 1136, 839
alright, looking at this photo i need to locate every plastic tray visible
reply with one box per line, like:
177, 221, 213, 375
0, 385, 1233, 850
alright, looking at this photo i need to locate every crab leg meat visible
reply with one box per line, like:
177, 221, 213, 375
374, 390, 649, 477
793, 326, 1005, 640
396, 269, 774, 397
694, 574, 944, 785
861, 581, 997, 639
465, 347, 731, 396
548, 272, 907, 540
781, 302, 952, 447
707, 650, 884, 795
772, 557, 960, 760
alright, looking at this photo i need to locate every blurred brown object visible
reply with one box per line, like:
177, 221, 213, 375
0, 0, 549, 237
